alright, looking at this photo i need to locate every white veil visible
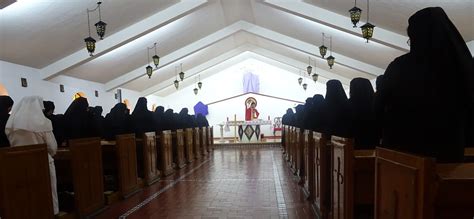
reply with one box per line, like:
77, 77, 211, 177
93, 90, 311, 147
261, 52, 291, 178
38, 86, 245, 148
5, 96, 53, 132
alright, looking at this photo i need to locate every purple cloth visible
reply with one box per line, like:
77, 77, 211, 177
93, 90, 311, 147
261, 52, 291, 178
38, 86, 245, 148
193, 101, 208, 116
243, 72, 260, 93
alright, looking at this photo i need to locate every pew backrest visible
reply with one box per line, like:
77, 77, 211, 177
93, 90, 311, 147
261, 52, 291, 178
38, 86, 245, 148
0, 144, 54, 219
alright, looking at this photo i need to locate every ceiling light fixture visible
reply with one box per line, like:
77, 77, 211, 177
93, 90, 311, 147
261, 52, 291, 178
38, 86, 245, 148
197, 75, 202, 89
179, 63, 185, 81
326, 35, 335, 69
319, 33, 328, 58
349, 0, 362, 28
311, 57, 319, 82
306, 57, 312, 76
174, 66, 179, 89
84, 1, 107, 56
360, 0, 375, 43
298, 69, 303, 85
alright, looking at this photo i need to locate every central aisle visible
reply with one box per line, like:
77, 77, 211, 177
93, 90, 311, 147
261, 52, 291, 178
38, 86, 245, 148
97, 146, 315, 219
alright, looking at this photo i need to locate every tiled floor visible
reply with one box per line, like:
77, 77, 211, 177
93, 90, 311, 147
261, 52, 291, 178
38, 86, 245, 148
97, 146, 315, 219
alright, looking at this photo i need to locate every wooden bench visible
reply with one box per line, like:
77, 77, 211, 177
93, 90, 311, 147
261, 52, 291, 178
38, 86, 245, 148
55, 137, 106, 218
200, 127, 208, 156
193, 128, 201, 159
295, 128, 305, 180
209, 126, 214, 151
331, 136, 375, 219
184, 128, 195, 163
375, 147, 474, 219
172, 129, 186, 169
290, 127, 297, 172
140, 132, 160, 186
0, 144, 54, 219
303, 130, 315, 200
312, 132, 331, 219
102, 134, 141, 199
158, 131, 174, 176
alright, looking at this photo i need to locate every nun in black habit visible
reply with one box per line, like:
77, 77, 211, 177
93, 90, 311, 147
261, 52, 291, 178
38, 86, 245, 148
178, 108, 193, 129
162, 109, 175, 131
376, 7, 473, 162
196, 114, 208, 128
104, 103, 133, 140
282, 108, 294, 126
131, 97, 155, 136
348, 78, 378, 149
43, 101, 66, 146
153, 106, 165, 133
64, 97, 99, 140
294, 104, 305, 129
0, 96, 14, 148
308, 94, 326, 133
323, 80, 350, 137
302, 98, 314, 130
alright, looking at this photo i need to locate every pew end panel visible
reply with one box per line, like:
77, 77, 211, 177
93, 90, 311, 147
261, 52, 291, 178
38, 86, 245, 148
184, 128, 195, 163
142, 132, 160, 186
312, 132, 331, 219
193, 128, 202, 159
174, 129, 187, 169
159, 131, 175, 176
115, 134, 141, 198
303, 130, 315, 201
0, 144, 54, 219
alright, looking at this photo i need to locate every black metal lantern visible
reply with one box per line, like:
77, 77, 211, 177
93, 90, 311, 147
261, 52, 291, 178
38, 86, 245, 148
194, 88, 198, 95
312, 73, 319, 82
319, 45, 327, 59
152, 55, 160, 68
298, 77, 303, 85
306, 57, 312, 75
361, 0, 375, 43
179, 63, 185, 81
84, 37, 96, 56
361, 23, 375, 43
327, 56, 335, 69
349, 6, 362, 28
198, 81, 202, 89
95, 20, 107, 40
174, 80, 179, 89
146, 65, 153, 78
302, 83, 308, 91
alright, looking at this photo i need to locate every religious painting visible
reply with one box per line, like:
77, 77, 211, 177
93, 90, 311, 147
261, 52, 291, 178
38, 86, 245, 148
95, 90, 99, 97
245, 97, 259, 121
59, 84, 64, 92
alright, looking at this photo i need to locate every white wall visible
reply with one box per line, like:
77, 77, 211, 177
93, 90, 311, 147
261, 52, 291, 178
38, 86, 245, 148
161, 59, 327, 137
0, 60, 163, 115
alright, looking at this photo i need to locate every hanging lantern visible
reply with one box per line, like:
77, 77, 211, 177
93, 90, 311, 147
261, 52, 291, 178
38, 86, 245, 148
306, 65, 312, 75
361, 23, 376, 43
146, 65, 153, 78
84, 37, 96, 56
198, 81, 202, 89
312, 73, 319, 82
298, 77, 303, 85
152, 55, 160, 68
174, 80, 179, 89
319, 45, 327, 58
349, 6, 362, 28
194, 88, 198, 95
95, 20, 107, 40
327, 56, 335, 69
179, 63, 185, 81
302, 83, 308, 91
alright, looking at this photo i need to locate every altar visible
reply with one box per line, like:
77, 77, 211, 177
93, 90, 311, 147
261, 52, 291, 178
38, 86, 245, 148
220, 119, 272, 143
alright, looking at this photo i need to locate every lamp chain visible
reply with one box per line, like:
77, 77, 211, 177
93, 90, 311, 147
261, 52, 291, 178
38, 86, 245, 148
86, 10, 91, 37
367, 0, 369, 22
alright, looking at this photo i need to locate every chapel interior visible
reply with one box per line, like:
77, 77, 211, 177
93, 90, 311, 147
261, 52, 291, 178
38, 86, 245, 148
0, 0, 473, 218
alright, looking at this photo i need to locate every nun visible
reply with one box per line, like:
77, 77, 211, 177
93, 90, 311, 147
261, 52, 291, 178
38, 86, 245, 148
5, 96, 59, 215
377, 7, 473, 162
63, 97, 99, 140
104, 103, 133, 140
131, 97, 155, 135
309, 94, 326, 133
323, 79, 351, 137
153, 106, 165, 133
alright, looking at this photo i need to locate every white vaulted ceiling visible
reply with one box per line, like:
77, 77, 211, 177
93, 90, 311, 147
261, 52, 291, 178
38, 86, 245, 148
0, 0, 472, 97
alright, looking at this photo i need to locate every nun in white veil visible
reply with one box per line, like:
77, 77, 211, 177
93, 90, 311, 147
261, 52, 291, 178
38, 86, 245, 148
5, 96, 59, 215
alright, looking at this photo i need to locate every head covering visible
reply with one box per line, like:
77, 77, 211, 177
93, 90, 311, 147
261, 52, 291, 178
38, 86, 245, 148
349, 78, 374, 112
132, 97, 148, 116
162, 109, 175, 130
5, 96, 52, 132
375, 75, 385, 92
349, 78, 377, 149
43, 101, 55, 114
153, 106, 165, 132
64, 97, 89, 119
104, 103, 132, 139
324, 80, 350, 136
408, 7, 473, 103
64, 97, 99, 139
309, 94, 326, 132
131, 97, 154, 134
92, 106, 103, 117
0, 96, 14, 115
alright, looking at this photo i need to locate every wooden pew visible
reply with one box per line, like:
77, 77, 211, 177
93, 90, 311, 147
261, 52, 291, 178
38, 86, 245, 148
331, 136, 375, 219
193, 128, 201, 159
172, 129, 186, 169
200, 127, 208, 156
111, 134, 140, 198
158, 131, 174, 176
206, 127, 212, 152
284, 126, 291, 161
184, 128, 195, 163
375, 147, 474, 219
312, 132, 331, 219
295, 128, 305, 179
290, 127, 297, 172
303, 130, 315, 200
0, 144, 54, 219
209, 126, 214, 150
140, 132, 160, 185
54, 137, 106, 218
